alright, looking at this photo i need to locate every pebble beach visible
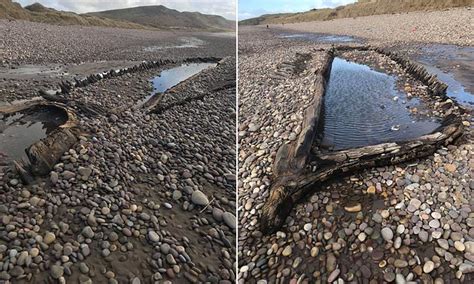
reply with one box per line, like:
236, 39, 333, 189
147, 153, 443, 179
0, 19, 236, 283
238, 7, 473, 283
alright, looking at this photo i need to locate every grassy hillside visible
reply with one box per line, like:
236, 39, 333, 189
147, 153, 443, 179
88, 5, 235, 31
0, 0, 31, 19
240, 0, 474, 25
0, 1, 234, 31
239, 13, 293, 26
0, 0, 145, 28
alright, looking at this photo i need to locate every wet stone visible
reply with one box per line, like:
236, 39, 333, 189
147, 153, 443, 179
394, 259, 408, 268
82, 226, 94, 238
344, 203, 362, 212
328, 269, 340, 282
372, 213, 383, 223
423, 261, 435, 273
384, 271, 396, 282
148, 231, 160, 243
408, 198, 422, 212
44, 232, 56, 244
191, 190, 209, 206
282, 246, 292, 256
429, 219, 440, 228
372, 250, 384, 261
50, 265, 64, 279
222, 212, 236, 229
454, 241, 465, 252
361, 265, 371, 278
381, 227, 394, 241
437, 239, 449, 250
10, 266, 24, 277
419, 230, 429, 242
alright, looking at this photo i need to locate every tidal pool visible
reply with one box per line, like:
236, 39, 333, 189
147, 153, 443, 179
318, 58, 440, 150
152, 63, 216, 93
415, 44, 474, 107
0, 106, 67, 162
422, 64, 473, 107
279, 32, 357, 43
141, 62, 217, 105
144, 37, 205, 51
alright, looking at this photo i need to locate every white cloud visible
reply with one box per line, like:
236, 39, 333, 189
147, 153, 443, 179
16, 0, 236, 20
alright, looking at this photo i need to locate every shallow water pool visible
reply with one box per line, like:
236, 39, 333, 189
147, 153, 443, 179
415, 44, 473, 107
0, 107, 67, 162
140, 62, 217, 105
279, 32, 357, 43
319, 58, 441, 150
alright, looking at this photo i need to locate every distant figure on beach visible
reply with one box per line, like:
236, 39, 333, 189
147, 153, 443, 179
266, 25, 269, 29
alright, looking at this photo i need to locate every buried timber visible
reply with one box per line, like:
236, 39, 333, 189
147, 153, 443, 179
0, 106, 68, 162
0, 55, 237, 282
260, 46, 464, 233
0, 57, 224, 183
0, 101, 78, 182
140, 62, 217, 106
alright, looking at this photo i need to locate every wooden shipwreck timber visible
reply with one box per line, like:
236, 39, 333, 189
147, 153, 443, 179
1, 56, 232, 184
0, 101, 78, 183
260, 46, 464, 233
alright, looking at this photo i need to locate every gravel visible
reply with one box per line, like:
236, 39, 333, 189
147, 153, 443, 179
0, 19, 235, 103
0, 20, 236, 283
277, 7, 473, 46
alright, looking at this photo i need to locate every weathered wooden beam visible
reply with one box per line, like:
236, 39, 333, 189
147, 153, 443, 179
274, 52, 334, 177
26, 128, 78, 177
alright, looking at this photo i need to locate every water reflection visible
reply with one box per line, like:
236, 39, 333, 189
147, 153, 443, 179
319, 58, 440, 150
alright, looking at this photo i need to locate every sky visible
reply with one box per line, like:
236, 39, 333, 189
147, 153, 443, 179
239, 0, 357, 20
16, 0, 236, 20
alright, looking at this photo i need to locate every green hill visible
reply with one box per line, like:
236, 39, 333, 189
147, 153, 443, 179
0, 1, 235, 31
240, 0, 474, 25
88, 5, 235, 31
0, 0, 145, 28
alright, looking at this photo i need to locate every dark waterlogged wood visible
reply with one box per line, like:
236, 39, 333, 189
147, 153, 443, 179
0, 100, 78, 183
260, 46, 464, 233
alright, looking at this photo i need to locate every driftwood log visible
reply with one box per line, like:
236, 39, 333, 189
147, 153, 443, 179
260, 46, 464, 233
